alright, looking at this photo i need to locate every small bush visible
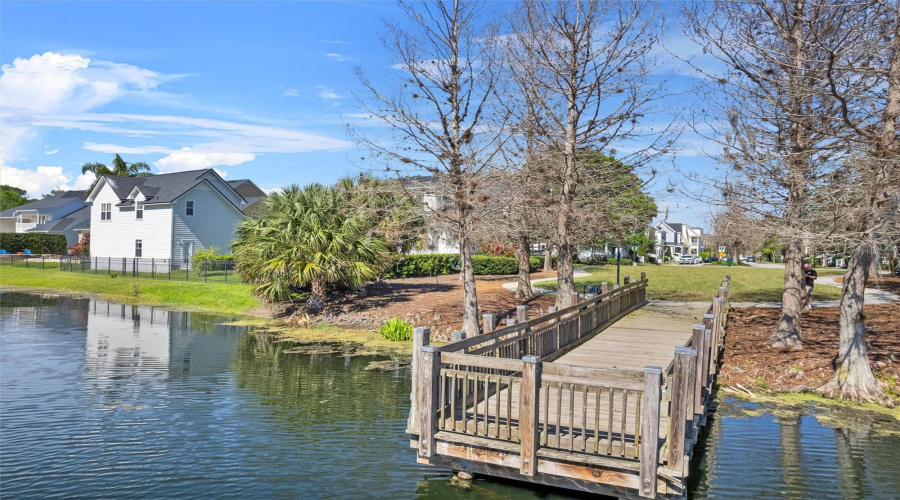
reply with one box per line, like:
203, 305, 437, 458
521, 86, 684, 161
379, 317, 414, 341
0, 233, 67, 254
699, 252, 711, 259
192, 246, 233, 276
385, 253, 553, 278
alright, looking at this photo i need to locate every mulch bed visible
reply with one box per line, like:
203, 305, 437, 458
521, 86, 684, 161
322, 272, 558, 340
719, 303, 900, 395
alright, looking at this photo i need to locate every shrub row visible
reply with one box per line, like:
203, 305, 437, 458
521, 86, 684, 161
0, 233, 67, 254
384, 253, 553, 278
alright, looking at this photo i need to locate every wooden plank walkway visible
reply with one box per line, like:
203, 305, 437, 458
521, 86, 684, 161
556, 301, 710, 371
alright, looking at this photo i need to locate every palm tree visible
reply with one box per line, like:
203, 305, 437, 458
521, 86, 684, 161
83, 154, 152, 193
232, 183, 390, 311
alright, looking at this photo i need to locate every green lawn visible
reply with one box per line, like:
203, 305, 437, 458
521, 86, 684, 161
0, 266, 259, 314
544, 265, 844, 302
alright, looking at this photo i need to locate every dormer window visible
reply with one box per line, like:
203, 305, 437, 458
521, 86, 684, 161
136, 202, 143, 220
186, 200, 195, 216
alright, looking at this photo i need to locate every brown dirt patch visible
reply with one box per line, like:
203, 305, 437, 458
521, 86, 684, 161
719, 303, 900, 397
322, 272, 559, 340
834, 275, 900, 295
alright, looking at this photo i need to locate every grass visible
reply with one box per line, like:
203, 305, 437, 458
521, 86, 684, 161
225, 318, 419, 356
0, 265, 259, 314
542, 265, 845, 302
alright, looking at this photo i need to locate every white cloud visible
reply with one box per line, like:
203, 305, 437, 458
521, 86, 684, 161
262, 187, 283, 195
0, 52, 182, 163
0, 165, 92, 198
43, 146, 60, 155
283, 88, 300, 97
323, 53, 353, 62
82, 142, 175, 155
319, 40, 350, 45
153, 147, 255, 173
318, 88, 342, 100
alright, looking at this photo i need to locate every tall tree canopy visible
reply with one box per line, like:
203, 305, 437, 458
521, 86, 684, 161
82, 154, 152, 192
0, 185, 31, 211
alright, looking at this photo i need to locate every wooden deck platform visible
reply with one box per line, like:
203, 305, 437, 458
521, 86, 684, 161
408, 277, 732, 500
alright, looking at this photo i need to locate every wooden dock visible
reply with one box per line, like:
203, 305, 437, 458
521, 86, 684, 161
407, 274, 731, 499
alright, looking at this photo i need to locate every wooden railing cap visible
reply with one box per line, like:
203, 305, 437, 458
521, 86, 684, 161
702, 313, 716, 319
713, 297, 724, 303
674, 346, 697, 356
644, 366, 662, 375
692, 323, 706, 330
522, 355, 540, 363
421, 345, 437, 353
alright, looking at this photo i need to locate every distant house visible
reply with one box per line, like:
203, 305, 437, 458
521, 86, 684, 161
28, 206, 92, 246
86, 169, 249, 270
227, 179, 267, 217
0, 190, 89, 245
653, 221, 704, 259
400, 176, 461, 254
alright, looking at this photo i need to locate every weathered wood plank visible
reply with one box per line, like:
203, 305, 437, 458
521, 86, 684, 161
639, 366, 662, 498
667, 347, 697, 475
520, 356, 541, 476
418, 345, 441, 458
440, 351, 523, 372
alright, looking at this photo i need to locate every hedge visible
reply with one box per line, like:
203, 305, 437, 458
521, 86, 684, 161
384, 253, 551, 279
0, 233, 67, 254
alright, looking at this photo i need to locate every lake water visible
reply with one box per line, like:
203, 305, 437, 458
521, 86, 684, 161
2, 291, 898, 499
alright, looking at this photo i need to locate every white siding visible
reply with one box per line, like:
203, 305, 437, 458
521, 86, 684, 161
89, 183, 173, 261
172, 182, 244, 263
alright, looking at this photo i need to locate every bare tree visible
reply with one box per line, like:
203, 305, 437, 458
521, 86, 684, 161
504, 0, 667, 308
354, 0, 505, 336
684, 0, 845, 348
811, 0, 899, 405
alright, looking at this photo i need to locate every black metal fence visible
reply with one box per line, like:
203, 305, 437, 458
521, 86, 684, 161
0, 254, 241, 284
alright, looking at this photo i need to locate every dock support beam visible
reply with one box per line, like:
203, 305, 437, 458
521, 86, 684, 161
640, 366, 662, 498
520, 355, 541, 476
668, 347, 697, 476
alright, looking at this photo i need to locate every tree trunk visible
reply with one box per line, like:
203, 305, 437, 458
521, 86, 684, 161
459, 233, 481, 337
307, 280, 327, 311
556, 68, 578, 309
769, 238, 804, 348
516, 234, 535, 299
818, 247, 893, 405
543, 243, 553, 272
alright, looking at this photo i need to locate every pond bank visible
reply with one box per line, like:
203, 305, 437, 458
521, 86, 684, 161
719, 303, 900, 414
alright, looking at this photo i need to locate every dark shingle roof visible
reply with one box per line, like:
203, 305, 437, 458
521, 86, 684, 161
27, 207, 91, 233
99, 169, 245, 207
0, 190, 87, 218
668, 223, 684, 233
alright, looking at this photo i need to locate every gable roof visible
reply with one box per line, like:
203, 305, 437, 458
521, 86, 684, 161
27, 206, 91, 234
0, 190, 87, 218
92, 169, 247, 210
668, 223, 684, 233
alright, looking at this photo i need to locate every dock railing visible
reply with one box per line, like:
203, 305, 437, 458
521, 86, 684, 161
408, 273, 732, 498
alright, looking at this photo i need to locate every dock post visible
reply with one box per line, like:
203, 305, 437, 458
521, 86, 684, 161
712, 298, 725, 349
668, 347, 697, 476
640, 366, 662, 498
718, 286, 729, 328
601, 282, 609, 295
624, 275, 630, 285
451, 331, 466, 343
640, 272, 646, 281
517, 305, 530, 354
692, 325, 707, 416
516, 305, 529, 324
519, 355, 541, 477
570, 292, 580, 304
417, 345, 441, 460
408, 327, 431, 433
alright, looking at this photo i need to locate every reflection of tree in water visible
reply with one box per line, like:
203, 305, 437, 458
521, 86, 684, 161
232, 332, 411, 426
0, 292, 62, 308
778, 414, 804, 499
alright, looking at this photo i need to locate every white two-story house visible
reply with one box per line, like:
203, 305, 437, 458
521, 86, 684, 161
654, 221, 704, 259
86, 169, 249, 271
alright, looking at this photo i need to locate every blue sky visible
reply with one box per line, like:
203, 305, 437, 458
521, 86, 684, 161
1, 1, 719, 229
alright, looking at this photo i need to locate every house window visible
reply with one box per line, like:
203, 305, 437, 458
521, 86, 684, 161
136, 202, 143, 220
101, 203, 111, 221
186, 200, 194, 216
135, 239, 142, 258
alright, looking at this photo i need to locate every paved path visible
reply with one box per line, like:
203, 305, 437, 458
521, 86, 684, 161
732, 274, 899, 308
500, 267, 590, 294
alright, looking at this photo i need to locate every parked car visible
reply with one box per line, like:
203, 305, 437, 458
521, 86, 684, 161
679, 254, 701, 265
702, 256, 717, 263
744, 256, 756, 263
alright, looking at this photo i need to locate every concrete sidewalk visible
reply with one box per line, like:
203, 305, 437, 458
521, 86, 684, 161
732, 274, 899, 308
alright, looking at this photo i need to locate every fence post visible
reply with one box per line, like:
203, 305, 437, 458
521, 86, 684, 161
417, 345, 441, 459
712, 298, 725, 350
451, 331, 465, 344
186, 261, 189, 281
519, 355, 541, 476
516, 305, 529, 324
692, 324, 707, 416
668, 347, 697, 476
408, 327, 431, 433
152, 258, 155, 279
225, 261, 228, 283
702, 313, 718, 384
639, 366, 662, 498
483, 313, 496, 334
640, 272, 647, 281
624, 275, 630, 285
94, 257, 97, 274
570, 292, 580, 304
205, 260, 208, 283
